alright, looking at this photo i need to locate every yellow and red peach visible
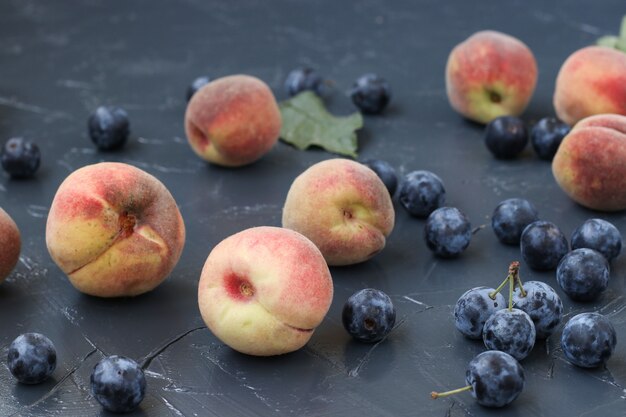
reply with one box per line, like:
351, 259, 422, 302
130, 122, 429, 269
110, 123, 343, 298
0, 207, 21, 283
282, 158, 395, 266
552, 114, 626, 211
46, 162, 186, 297
184, 74, 282, 167
197, 226, 333, 356
553, 46, 626, 126
445, 30, 538, 124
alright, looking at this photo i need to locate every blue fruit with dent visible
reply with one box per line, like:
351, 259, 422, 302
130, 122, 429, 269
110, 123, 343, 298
491, 198, 539, 245
483, 308, 536, 361
561, 312, 616, 368
454, 287, 506, 339
88, 106, 130, 150
1, 137, 41, 178
571, 218, 622, 262
361, 159, 398, 196
398, 170, 446, 217
520, 220, 568, 270
484, 116, 528, 159
349, 73, 391, 114
285, 67, 323, 97
512, 281, 562, 339
556, 248, 609, 301
530, 117, 570, 160
91, 355, 146, 413
466, 351, 525, 408
7, 333, 56, 384
424, 207, 471, 258
342, 288, 396, 343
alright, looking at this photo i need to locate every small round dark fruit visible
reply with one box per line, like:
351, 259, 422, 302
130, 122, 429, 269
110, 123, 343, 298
91, 355, 146, 413
186, 75, 211, 101
571, 218, 622, 262
7, 332, 57, 384
520, 220, 568, 270
398, 170, 446, 217
484, 116, 528, 159
491, 198, 539, 245
530, 117, 570, 160
88, 106, 130, 151
454, 286, 506, 339
512, 281, 562, 339
424, 207, 471, 258
561, 312, 617, 368
483, 308, 536, 361
361, 159, 398, 196
1, 137, 41, 178
342, 288, 396, 343
284, 67, 323, 97
349, 73, 391, 115
466, 351, 525, 407
556, 248, 609, 302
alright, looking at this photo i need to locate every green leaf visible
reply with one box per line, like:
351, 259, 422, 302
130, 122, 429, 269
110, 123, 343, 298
279, 91, 363, 158
597, 35, 619, 48
596, 15, 626, 52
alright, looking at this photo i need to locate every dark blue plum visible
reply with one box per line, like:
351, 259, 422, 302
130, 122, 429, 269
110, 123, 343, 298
454, 287, 506, 339
88, 106, 130, 150
424, 207, 471, 258
361, 159, 398, 196
349, 73, 391, 115
7, 333, 56, 384
530, 117, 570, 160
484, 116, 528, 159
556, 248, 609, 301
186, 75, 211, 101
571, 218, 622, 262
342, 288, 396, 343
91, 355, 146, 413
561, 312, 617, 368
398, 170, 445, 217
466, 351, 525, 408
1, 137, 41, 178
491, 198, 539, 245
483, 308, 536, 361
513, 281, 563, 339
285, 67, 323, 97
520, 221, 569, 270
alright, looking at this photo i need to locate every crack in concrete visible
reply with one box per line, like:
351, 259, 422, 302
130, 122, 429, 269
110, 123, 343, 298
140, 326, 206, 370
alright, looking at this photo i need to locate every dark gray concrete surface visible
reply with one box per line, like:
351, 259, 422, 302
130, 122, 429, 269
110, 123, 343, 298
0, 0, 625, 415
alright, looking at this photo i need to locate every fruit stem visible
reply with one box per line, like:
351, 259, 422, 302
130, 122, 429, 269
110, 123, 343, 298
431, 385, 472, 399
489, 276, 510, 300
508, 268, 514, 311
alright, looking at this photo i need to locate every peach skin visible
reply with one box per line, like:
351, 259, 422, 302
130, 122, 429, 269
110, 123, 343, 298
184, 74, 282, 167
198, 226, 333, 356
0, 207, 21, 283
552, 114, 626, 211
46, 162, 186, 297
282, 158, 395, 266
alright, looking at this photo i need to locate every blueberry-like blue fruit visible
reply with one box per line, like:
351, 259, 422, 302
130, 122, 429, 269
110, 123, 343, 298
561, 312, 617, 368
349, 73, 391, 115
398, 170, 446, 217
466, 351, 525, 407
484, 116, 528, 159
88, 106, 130, 151
512, 281, 563, 339
342, 288, 396, 343
483, 308, 536, 361
520, 220, 568, 270
454, 287, 506, 339
1, 137, 41, 178
186, 75, 211, 101
556, 248, 609, 301
7, 333, 56, 384
491, 198, 539, 245
530, 117, 570, 160
424, 207, 471, 258
91, 355, 146, 413
285, 67, 323, 97
361, 159, 398, 196
571, 218, 622, 262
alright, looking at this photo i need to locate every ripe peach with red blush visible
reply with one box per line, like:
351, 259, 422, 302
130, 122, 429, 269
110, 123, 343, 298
184, 74, 282, 167
552, 114, 626, 211
446, 30, 538, 124
0, 207, 20, 283
197, 226, 333, 356
46, 162, 186, 297
282, 158, 395, 266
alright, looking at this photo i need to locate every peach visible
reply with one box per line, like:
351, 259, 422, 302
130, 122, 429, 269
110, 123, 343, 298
46, 162, 186, 297
446, 31, 538, 124
184, 74, 282, 167
282, 158, 394, 266
553, 46, 626, 126
198, 226, 333, 356
0, 207, 21, 283
552, 114, 626, 211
